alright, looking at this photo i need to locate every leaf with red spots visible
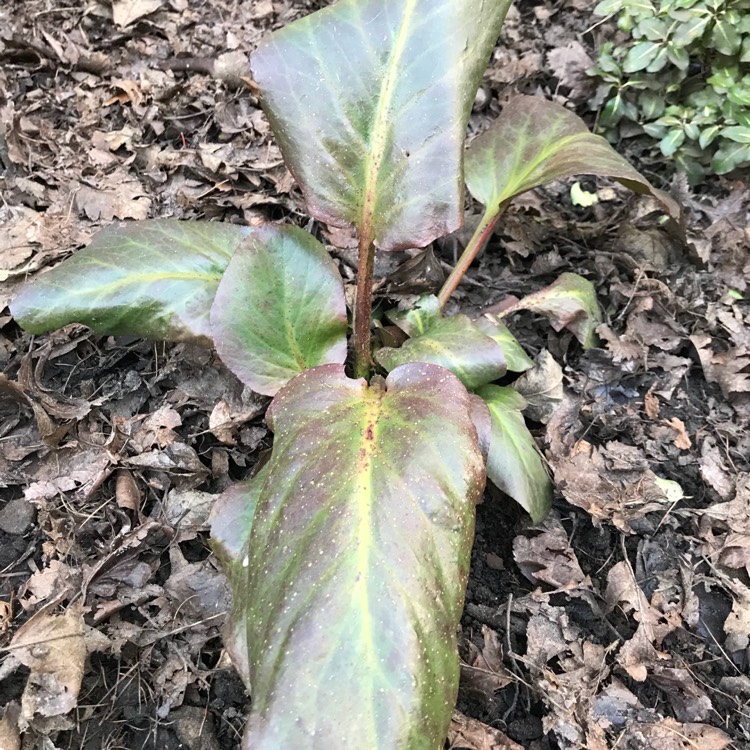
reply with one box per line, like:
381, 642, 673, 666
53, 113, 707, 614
229, 362, 485, 748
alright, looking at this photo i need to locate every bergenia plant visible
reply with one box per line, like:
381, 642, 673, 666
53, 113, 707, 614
11, 0, 681, 746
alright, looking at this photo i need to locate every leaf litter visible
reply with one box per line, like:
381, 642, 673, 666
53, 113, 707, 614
1, 0, 749, 747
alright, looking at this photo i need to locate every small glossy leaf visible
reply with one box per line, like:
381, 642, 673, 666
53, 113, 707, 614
721, 126, 750, 144
252, 0, 510, 250
375, 315, 506, 389
636, 16, 668, 40
209, 463, 268, 688
498, 273, 602, 349
710, 16, 741, 55
11, 220, 251, 344
666, 42, 690, 70
465, 95, 681, 223
477, 385, 552, 523
623, 41, 662, 72
474, 315, 534, 373
210, 224, 347, 396
699, 124, 721, 148
673, 15, 711, 45
711, 142, 750, 174
241, 363, 485, 748
660, 127, 686, 157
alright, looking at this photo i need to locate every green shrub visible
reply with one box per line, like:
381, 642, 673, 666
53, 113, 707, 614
588, 0, 750, 183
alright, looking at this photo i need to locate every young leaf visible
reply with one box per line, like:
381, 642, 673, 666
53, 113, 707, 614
497, 273, 602, 349
386, 294, 442, 337
465, 95, 681, 223
476, 385, 552, 523
209, 463, 268, 688
251, 0, 511, 250
474, 315, 534, 372
11, 220, 251, 345
241, 363, 485, 748
210, 224, 348, 396
375, 315, 506, 390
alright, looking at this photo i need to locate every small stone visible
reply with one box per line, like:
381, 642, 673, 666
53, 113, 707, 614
0, 498, 36, 535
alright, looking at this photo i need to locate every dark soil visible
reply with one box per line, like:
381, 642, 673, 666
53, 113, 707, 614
1, 1, 749, 749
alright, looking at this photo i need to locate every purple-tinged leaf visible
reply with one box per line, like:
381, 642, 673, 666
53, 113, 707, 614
210, 224, 347, 396
498, 272, 601, 349
11, 220, 251, 345
375, 314, 506, 390
209, 463, 268, 688
476, 385, 552, 523
252, 0, 512, 250
465, 95, 681, 223
475, 314, 534, 372
239, 363, 485, 748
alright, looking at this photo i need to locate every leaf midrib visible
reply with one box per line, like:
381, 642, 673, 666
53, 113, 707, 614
359, 0, 419, 243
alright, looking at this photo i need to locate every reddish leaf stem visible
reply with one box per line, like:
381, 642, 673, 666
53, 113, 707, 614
437, 201, 510, 308
353, 235, 376, 379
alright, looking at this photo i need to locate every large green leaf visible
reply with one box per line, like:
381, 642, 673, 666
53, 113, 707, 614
210, 225, 348, 396
251, 0, 511, 250
375, 314, 506, 390
11, 220, 251, 345
209, 463, 268, 688
239, 363, 484, 748
476, 385, 552, 523
465, 95, 681, 222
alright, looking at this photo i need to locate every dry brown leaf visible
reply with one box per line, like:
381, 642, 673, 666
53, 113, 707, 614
0, 703, 20, 750
644, 388, 660, 419
621, 717, 730, 750
513, 349, 563, 423
513, 513, 588, 591
447, 711, 523, 750
115, 468, 141, 512
665, 417, 691, 450
546, 41, 593, 97
112, 0, 163, 27
723, 582, 750, 653
12, 603, 86, 729
650, 667, 713, 722
74, 169, 151, 221
132, 406, 182, 451
692, 335, 750, 402
699, 437, 736, 499
460, 625, 514, 701
548, 436, 671, 532
605, 561, 679, 680
699, 473, 750, 536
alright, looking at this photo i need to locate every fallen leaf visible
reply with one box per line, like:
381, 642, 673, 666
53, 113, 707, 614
650, 667, 713, 722
605, 561, 679, 680
74, 170, 151, 221
546, 41, 594, 97
621, 717, 730, 749
513, 349, 563, 423
513, 513, 588, 591
448, 711, 523, 750
112, 0, 163, 27
12, 603, 86, 729
460, 625, 514, 701
699, 437, 735, 499
0, 703, 20, 750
